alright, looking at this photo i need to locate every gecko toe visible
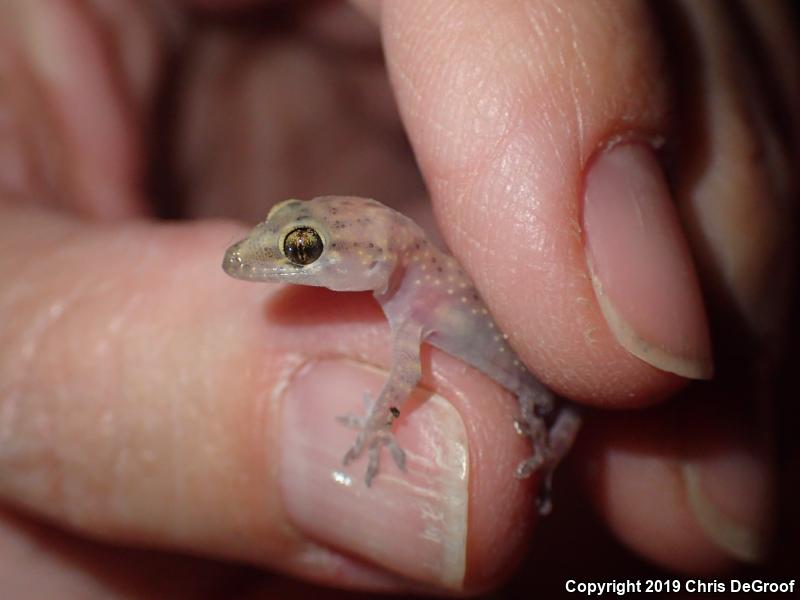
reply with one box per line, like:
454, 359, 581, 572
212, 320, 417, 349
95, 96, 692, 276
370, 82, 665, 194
342, 435, 365, 465
515, 456, 542, 479
365, 445, 380, 486
343, 448, 357, 466
536, 493, 553, 515
537, 470, 555, 514
515, 454, 556, 515
385, 435, 406, 471
336, 413, 363, 429
513, 419, 530, 436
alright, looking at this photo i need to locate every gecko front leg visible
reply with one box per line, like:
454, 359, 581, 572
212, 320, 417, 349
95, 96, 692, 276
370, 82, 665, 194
337, 320, 424, 486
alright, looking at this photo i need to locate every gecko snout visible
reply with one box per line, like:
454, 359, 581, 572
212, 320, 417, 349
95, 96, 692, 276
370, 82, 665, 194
222, 237, 285, 282
222, 240, 246, 276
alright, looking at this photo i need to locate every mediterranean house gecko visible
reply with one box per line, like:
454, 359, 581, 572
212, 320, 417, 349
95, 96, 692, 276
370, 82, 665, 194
222, 196, 581, 513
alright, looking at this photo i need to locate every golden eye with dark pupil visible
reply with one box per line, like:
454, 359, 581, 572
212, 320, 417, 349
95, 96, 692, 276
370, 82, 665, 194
283, 227, 323, 265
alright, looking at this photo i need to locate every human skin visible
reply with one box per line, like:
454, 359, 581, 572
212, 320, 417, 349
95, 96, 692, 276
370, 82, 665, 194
0, 0, 797, 596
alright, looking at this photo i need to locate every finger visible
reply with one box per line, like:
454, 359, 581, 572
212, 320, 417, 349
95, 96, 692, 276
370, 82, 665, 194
0, 506, 250, 599
376, 0, 713, 404
630, 0, 795, 572
578, 392, 772, 573
0, 204, 538, 593
83, 0, 173, 111
1, 0, 147, 217
665, 0, 798, 342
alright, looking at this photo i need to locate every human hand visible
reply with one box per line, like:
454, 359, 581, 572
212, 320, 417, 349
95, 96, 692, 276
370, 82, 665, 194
0, 0, 796, 596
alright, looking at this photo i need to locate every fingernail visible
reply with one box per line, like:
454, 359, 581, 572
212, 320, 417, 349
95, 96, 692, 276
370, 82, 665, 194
682, 451, 771, 562
583, 142, 713, 379
280, 360, 469, 589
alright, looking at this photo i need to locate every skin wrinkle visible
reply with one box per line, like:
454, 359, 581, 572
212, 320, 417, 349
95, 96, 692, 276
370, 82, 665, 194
419, 0, 460, 39
441, 73, 513, 180
51, 308, 122, 529
4, 219, 196, 531
5, 232, 92, 400
521, 2, 588, 161
388, 3, 525, 181
437, 101, 560, 281
431, 120, 528, 268
107, 292, 145, 336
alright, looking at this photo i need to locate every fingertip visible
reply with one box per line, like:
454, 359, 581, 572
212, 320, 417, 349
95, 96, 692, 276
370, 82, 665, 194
278, 351, 540, 592
379, 0, 703, 405
581, 404, 773, 573
12, 0, 144, 218
280, 359, 470, 590
583, 142, 713, 381
424, 353, 541, 589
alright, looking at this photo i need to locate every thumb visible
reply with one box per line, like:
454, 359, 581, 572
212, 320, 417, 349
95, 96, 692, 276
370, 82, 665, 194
379, 0, 713, 404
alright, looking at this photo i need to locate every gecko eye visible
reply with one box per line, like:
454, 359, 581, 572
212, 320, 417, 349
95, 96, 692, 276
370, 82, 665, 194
283, 227, 323, 266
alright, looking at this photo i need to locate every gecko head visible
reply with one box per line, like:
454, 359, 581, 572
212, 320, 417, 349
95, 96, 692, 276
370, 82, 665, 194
222, 197, 392, 292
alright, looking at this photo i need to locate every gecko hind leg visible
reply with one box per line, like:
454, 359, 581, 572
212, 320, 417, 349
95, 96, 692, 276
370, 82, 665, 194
513, 387, 553, 478
514, 394, 582, 514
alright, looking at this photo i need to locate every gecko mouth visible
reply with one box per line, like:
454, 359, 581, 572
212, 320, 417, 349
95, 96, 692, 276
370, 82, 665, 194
222, 245, 267, 280
222, 245, 303, 282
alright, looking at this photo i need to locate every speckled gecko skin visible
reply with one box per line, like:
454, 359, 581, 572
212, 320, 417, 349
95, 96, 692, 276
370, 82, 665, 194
223, 196, 580, 513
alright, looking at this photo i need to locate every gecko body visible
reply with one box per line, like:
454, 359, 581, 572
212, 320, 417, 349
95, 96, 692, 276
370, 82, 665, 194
223, 196, 580, 513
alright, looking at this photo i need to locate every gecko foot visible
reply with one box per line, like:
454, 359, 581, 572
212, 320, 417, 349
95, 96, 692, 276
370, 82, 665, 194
514, 454, 554, 515
513, 405, 582, 515
336, 397, 406, 486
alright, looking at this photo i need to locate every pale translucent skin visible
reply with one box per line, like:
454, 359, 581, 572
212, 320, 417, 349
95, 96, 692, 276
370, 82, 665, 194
223, 196, 581, 513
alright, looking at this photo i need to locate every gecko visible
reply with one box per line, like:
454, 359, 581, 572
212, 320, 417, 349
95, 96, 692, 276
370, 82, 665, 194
222, 196, 581, 514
